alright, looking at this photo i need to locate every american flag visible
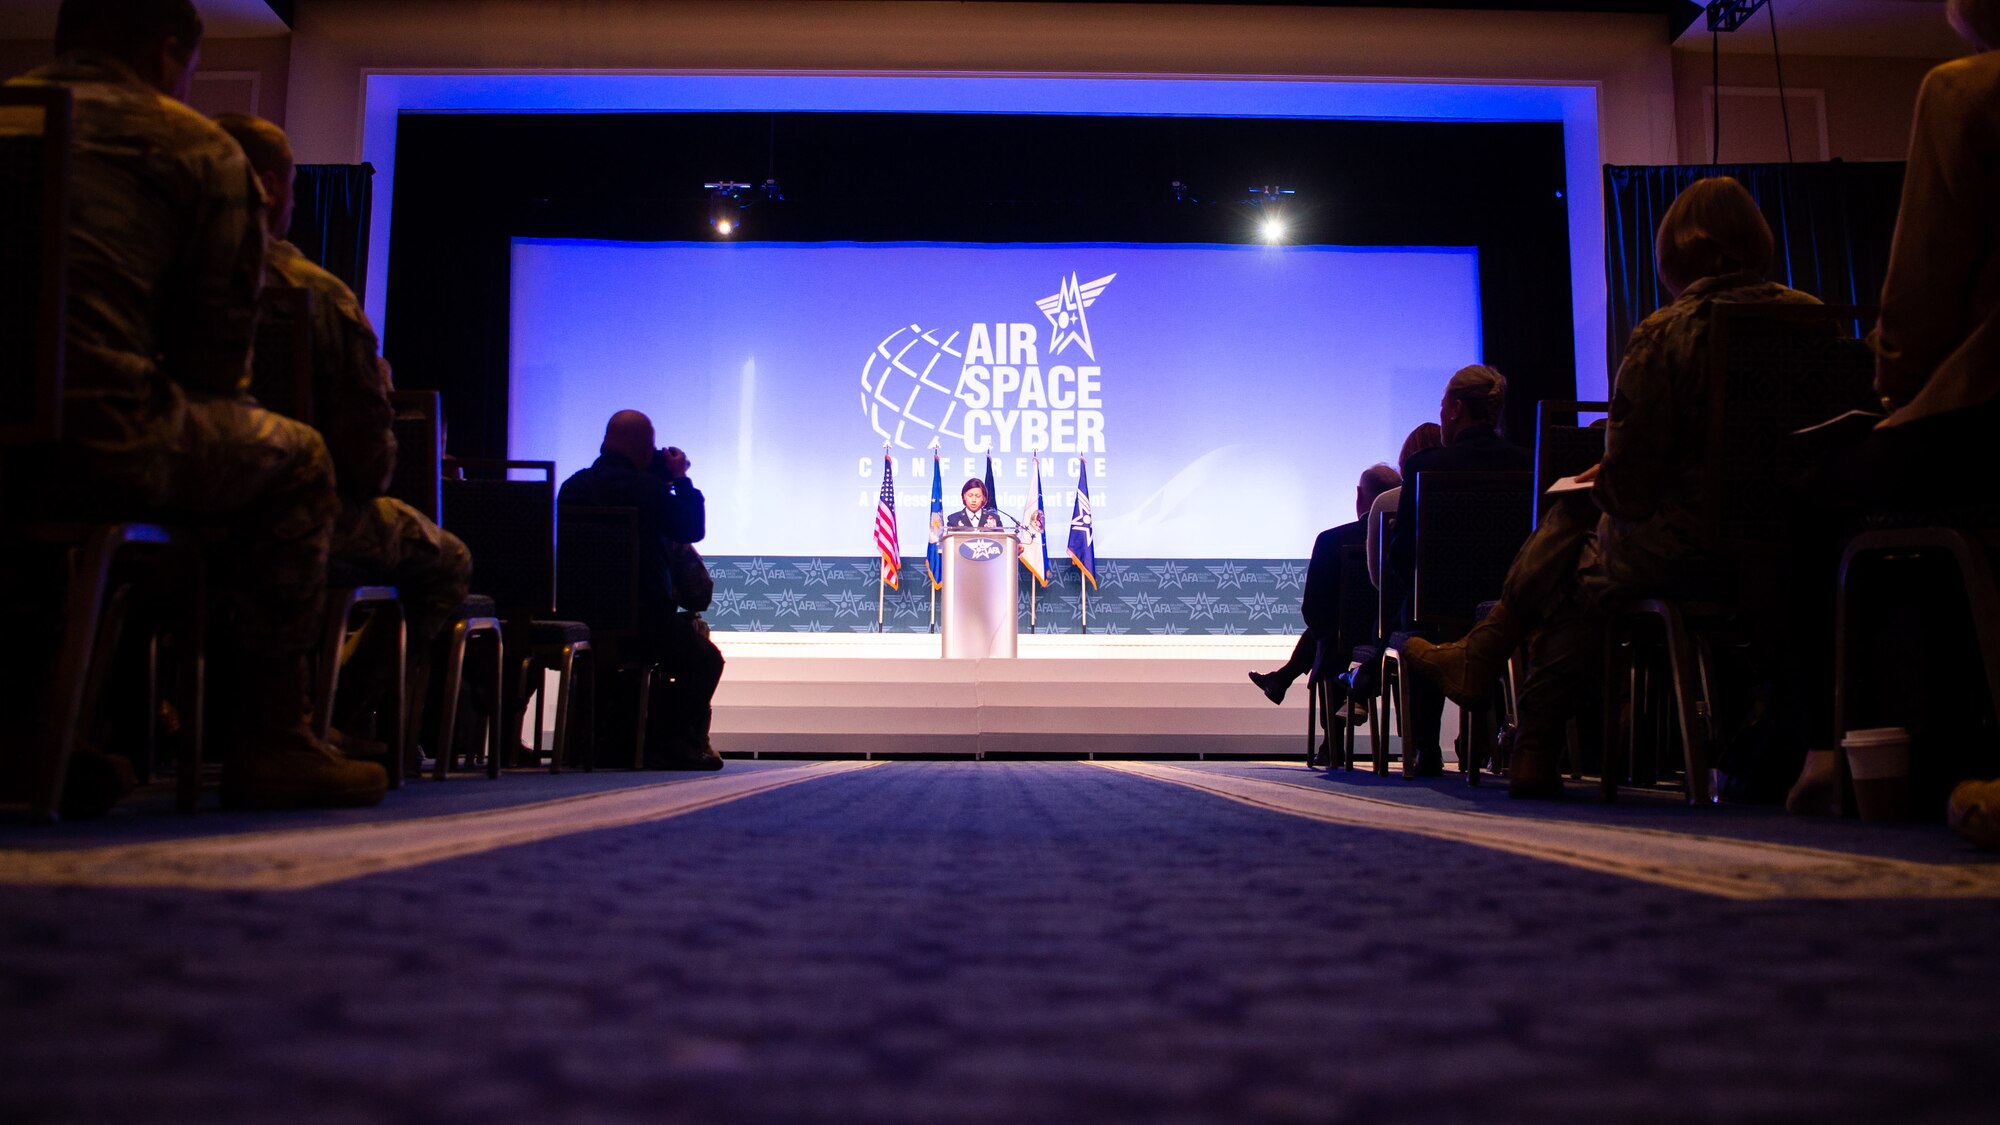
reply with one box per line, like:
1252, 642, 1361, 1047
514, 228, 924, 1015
874, 456, 900, 589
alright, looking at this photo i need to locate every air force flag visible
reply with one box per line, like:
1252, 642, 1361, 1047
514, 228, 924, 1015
1067, 460, 1096, 588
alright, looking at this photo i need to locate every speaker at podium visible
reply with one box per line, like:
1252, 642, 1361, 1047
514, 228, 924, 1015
940, 528, 1018, 658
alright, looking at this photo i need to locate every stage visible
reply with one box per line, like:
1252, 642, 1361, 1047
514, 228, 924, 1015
708, 632, 1418, 760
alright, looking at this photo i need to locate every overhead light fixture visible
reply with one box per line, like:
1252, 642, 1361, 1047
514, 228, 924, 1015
1246, 184, 1297, 245
703, 178, 785, 238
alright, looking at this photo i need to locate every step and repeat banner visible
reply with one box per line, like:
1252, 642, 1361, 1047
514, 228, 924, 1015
511, 239, 1481, 631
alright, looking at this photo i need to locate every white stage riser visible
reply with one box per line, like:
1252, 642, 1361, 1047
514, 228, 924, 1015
704, 633, 1433, 760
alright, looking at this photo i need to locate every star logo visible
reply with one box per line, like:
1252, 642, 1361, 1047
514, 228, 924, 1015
1034, 272, 1116, 359
1096, 560, 1129, 588
737, 558, 778, 586
1147, 561, 1192, 589
1264, 561, 1306, 591
1206, 561, 1250, 590
1178, 592, 1222, 621
1119, 592, 1162, 620
1098, 622, 1130, 635
767, 590, 809, 617
1208, 623, 1247, 635
1237, 593, 1282, 621
891, 597, 925, 619
1147, 623, 1190, 636
709, 589, 748, 617
796, 620, 833, 633
826, 590, 868, 619
796, 559, 840, 587
739, 619, 773, 633
850, 560, 882, 582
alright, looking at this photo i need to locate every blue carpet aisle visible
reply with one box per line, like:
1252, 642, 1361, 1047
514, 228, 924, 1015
3, 762, 1999, 1124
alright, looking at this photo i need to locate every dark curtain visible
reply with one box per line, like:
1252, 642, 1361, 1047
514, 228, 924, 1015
1603, 161, 1906, 382
287, 162, 374, 303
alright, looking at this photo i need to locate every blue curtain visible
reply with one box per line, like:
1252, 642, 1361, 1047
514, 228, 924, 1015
1602, 161, 1905, 383
287, 162, 374, 303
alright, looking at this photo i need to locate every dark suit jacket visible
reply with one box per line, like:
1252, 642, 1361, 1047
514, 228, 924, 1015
1300, 519, 1366, 636
1385, 424, 1531, 627
558, 450, 705, 618
946, 507, 1004, 530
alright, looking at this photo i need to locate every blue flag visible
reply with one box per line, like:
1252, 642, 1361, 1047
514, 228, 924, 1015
982, 454, 998, 515
1067, 460, 1096, 588
926, 449, 944, 589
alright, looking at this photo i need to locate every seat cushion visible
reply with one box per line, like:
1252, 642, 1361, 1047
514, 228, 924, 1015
458, 594, 498, 619
530, 619, 591, 646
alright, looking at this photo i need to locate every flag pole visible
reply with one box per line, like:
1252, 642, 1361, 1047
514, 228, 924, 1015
1029, 580, 1037, 633
1080, 577, 1088, 634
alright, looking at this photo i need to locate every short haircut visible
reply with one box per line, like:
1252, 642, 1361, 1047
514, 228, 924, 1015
1653, 176, 1774, 296
960, 477, 986, 501
55, 0, 203, 58
1949, 0, 2000, 51
212, 114, 292, 178
1359, 462, 1401, 499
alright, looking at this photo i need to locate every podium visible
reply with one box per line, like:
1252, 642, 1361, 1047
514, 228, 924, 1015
940, 528, 1018, 659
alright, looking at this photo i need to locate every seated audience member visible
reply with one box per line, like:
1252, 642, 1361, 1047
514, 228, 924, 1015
1860, 0, 2000, 847
1404, 176, 1819, 799
558, 411, 723, 770
1365, 423, 1445, 591
1248, 462, 1400, 706
1382, 366, 1532, 777
4, 0, 382, 812
214, 113, 471, 748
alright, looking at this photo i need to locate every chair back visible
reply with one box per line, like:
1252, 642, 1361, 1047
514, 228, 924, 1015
1533, 400, 1608, 527
1411, 470, 1534, 634
442, 459, 555, 616
0, 86, 70, 446
1373, 511, 1396, 639
557, 506, 644, 639
1705, 302, 1878, 550
387, 390, 442, 523
250, 285, 313, 424
1330, 542, 1375, 658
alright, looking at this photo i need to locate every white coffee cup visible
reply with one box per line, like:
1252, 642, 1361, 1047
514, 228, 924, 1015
1842, 726, 1911, 822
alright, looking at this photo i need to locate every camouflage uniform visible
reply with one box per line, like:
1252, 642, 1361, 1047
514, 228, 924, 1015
1502, 273, 1821, 744
7, 54, 333, 660
265, 239, 469, 642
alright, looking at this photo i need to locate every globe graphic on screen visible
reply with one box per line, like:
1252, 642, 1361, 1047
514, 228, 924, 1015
860, 324, 968, 449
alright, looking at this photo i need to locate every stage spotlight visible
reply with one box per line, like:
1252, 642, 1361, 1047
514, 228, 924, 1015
1261, 215, 1286, 244
1246, 184, 1296, 245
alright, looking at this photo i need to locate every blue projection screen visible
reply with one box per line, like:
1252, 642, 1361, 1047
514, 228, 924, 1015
510, 240, 1480, 559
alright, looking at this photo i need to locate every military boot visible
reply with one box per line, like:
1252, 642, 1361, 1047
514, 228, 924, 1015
1404, 602, 1524, 708
219, 654, 388, 810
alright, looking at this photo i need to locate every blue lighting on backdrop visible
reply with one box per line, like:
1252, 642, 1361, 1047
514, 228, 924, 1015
511, 239, 1481, 559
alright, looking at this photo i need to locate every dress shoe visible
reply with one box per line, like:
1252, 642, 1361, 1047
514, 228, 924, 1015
1784, 749, 1843, 817
1248, 670, 1288, 706
1948, 779, 2000, 849
1403, 748, 1444, 778
1403, 602, 1522, 709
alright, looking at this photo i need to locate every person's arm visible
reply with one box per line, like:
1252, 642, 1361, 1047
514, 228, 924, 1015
1593, 319, 1677, 523
318, 293, 396, 498
1300, 526, 1342, 633
663, 478, 705, 544
162, 137, 265, 396
1874, 63, 1986, 409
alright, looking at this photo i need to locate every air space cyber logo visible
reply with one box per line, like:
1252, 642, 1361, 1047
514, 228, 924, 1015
861, 272, 1114, 454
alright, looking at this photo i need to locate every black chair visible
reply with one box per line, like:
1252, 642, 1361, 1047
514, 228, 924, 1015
1360, 512, 1401, 776
1305, 543, 1374, 770
1599, 302, 1878, 805
1532, 400, 1608, 527
0, 85, 68, 448
387, 390, 442, 524
249, 285, 313, 425
1833, 528, 2000, 793
444, 459, 593, 773
1379, 471, 1534, 784
558, 506, 659, 771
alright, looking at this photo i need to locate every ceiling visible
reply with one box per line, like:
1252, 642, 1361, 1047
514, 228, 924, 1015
0, 0, 1968, 58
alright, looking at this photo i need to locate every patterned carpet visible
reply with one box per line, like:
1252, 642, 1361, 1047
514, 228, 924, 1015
3, 761, 1997, 1124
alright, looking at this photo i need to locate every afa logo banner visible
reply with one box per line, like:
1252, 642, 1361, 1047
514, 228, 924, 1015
861, 271, 1116, 458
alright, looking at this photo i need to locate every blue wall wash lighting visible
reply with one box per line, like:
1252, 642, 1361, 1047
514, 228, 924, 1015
360, 73, 1607, 400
